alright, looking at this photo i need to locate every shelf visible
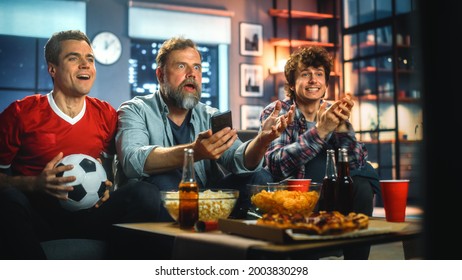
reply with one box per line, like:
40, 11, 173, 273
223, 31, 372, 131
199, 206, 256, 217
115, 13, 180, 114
397, 97, 421, 103
397, 44, 414, 49
359, 41, 392, 48
355, 94, 420, 103
343, 2, 422, 197
268, 8, 335, 20
352, 67, 414, 74
270, 67, 342, 75
353, 67, 392, 73
269, 38, 335, 48
397, 69, 415, 74
362, 139, 422, 144
269, 0, 341, 99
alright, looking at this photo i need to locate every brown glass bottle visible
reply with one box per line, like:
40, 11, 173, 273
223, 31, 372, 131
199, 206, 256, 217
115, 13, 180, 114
319, 149, 338, 212
178, 148, 199, 229
336, 148, 354, 215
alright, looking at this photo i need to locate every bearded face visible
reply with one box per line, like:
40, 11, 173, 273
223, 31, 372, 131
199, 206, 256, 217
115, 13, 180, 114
157, 47, 203, 110
163, 76, 202, 110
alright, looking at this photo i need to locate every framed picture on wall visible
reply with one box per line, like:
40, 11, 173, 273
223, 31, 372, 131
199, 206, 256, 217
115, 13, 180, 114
239, 22, 263, 56
240, 63, 263, 97
240, 105, 264, 130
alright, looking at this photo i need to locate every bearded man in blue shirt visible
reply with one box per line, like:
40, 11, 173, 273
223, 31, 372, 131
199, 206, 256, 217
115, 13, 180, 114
116, 37, 294, 220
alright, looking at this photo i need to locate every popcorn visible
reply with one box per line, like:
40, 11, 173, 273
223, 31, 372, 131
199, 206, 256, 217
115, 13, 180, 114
163, 189, 238, 221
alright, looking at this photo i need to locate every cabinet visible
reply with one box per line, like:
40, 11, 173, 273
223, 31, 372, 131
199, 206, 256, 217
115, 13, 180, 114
342, 0, 422, 203
268, 0, 341, 101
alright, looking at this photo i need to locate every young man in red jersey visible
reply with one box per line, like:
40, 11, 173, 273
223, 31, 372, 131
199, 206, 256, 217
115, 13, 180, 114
0, 30, 157, 259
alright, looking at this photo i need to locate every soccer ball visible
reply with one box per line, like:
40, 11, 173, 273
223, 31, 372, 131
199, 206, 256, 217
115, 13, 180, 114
55, 154, 107, 212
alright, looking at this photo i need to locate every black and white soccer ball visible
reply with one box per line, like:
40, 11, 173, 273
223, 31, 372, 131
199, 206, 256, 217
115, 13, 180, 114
56, 154, 107, 212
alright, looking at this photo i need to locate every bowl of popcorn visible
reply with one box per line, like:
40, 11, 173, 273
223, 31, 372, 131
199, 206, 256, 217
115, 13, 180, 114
160, 189, 239, 222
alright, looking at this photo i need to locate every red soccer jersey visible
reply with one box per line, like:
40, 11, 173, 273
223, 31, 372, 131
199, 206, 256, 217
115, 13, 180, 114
0, 93, 117, 176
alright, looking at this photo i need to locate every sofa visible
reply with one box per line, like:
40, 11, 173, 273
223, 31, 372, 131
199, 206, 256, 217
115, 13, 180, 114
237, 129, 258, 142
40, 130, 260, 260
41, 239, 107, 260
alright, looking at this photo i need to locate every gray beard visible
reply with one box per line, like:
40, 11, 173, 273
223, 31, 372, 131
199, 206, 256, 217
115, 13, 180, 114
164, 80, 201, 110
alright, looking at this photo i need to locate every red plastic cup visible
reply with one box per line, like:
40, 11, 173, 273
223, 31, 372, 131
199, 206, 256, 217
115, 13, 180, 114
287, 179, 312, 192
380, 180, 409, 222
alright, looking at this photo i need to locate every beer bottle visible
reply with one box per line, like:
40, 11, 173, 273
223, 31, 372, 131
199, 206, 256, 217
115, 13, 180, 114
337, 148, 354, 215
178, 148, 199, 229
319, 149, 338, 212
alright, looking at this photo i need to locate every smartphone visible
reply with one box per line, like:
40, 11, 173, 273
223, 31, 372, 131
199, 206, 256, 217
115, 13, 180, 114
211, 110, 232, 134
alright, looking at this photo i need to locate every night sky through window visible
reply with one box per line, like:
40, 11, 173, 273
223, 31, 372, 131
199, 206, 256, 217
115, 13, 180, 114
129, 39, 219, 107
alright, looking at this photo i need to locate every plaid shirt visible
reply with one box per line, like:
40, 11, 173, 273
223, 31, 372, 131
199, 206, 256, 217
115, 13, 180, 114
260, 99, 368, 181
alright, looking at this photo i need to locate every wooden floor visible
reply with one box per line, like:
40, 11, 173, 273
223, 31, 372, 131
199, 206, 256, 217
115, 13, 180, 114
368, 206, 423, 260
369, 241, 405, 260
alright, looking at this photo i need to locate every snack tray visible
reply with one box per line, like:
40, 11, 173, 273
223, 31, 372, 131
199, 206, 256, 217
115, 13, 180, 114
218, 219, 394, 244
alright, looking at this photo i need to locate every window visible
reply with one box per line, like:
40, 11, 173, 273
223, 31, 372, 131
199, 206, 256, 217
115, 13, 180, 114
0, 35, 52, 112
129, 39, 220, 108
128, 3, 232, 111
0, 0, 86, 112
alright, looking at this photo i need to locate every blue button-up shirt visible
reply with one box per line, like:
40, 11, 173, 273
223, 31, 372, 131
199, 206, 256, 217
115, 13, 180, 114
116, 91, 262, 187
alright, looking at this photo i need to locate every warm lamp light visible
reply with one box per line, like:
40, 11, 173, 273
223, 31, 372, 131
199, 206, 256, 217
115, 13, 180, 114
269, 58, 287, 74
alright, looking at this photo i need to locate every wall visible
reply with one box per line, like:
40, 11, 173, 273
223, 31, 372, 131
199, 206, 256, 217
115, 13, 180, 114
85, 0, 316, 128
87, 0, 130, 109
86, 0, 275, 128
0, 0, 317, 127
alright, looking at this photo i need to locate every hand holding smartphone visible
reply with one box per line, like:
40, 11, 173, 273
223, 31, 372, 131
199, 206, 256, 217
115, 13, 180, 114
211, 111, 232, 134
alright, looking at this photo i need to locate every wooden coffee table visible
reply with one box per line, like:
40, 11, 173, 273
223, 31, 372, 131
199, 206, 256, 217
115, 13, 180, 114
109, 217, 422, 260
110, 218, 421, 259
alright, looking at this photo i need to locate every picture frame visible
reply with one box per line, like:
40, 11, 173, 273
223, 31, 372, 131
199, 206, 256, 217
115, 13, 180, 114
239, 22, 263, 56
240, 63, 263, 97
240, 105, 264, 130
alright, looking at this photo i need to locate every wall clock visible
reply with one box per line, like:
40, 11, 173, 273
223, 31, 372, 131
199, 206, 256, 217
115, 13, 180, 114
92, 31, 122, 65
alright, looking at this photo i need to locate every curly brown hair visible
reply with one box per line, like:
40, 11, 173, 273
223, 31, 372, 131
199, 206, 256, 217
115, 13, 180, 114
284, 46, 332, 99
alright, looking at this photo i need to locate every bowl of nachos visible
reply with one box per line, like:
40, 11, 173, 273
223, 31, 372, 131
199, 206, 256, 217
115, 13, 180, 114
250, 184, 320, 216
